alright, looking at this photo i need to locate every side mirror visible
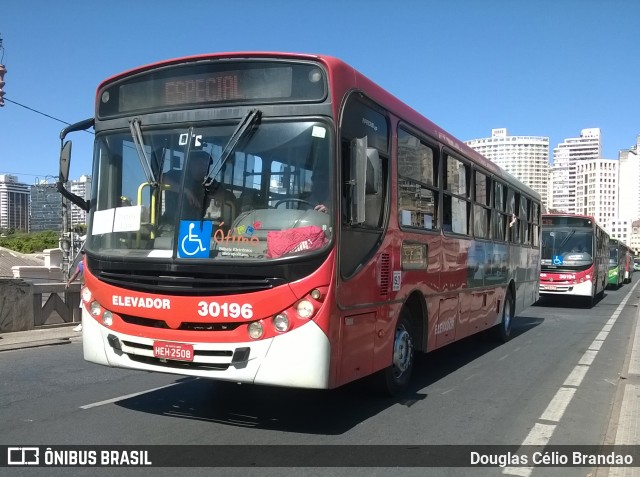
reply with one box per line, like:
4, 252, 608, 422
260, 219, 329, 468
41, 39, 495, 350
349, 137, 382, 225
59, 140, 71, 183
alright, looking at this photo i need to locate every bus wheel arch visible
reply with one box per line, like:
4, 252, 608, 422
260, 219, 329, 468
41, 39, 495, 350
370, 292, 425, 396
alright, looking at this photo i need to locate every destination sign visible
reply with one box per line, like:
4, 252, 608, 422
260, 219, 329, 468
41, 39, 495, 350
98, 61, 326, 117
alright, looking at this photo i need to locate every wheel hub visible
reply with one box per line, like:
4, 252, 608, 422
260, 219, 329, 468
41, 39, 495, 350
393, 326, 413, 376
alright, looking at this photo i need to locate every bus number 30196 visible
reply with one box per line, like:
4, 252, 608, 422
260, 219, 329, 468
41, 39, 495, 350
197, 301, 254, 319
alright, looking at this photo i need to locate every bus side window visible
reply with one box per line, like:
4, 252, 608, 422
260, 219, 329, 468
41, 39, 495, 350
443, 153, 469, 235
397, 128, 439, 231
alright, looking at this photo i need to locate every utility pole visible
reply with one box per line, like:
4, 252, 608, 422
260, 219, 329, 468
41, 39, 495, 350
59, 188, 71, 278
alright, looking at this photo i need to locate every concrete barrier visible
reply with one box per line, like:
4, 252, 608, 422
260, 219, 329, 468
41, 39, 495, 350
0, 279, 80, 332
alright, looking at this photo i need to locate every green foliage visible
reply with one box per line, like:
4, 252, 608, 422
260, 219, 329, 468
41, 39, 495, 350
0, 230, 60, 253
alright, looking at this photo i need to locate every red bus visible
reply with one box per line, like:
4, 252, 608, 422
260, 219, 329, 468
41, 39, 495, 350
622, 241, 635, 284
57, 52, 541, 394
540, 214, 609, 306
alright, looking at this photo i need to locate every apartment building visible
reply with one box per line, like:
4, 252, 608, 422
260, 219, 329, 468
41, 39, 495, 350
549, 128, 602, 213
574, 158, 618, 231
68, 175, 92, 227
0, 174, 30, 232
618, 134, 640, 223
465, 128, 549, 206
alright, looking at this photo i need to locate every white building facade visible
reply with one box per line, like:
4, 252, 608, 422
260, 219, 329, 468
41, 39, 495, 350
465, 128, 549, 207
574, 158, 618, 231
68, 175, 92, 227
609, 219, 632, 246
618, 134, 640, 224
549, 128, 602, 214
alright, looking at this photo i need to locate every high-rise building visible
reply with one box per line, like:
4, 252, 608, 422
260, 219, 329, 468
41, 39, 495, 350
0, 174, 30, 232
574, 159, 618, 230
609, 219, 632, 246
68, 175, 92, 227
30, 182, 62, 231
618, 134, 640, 223
465, 128, 549, 206
549, 128, 602, 213
631, 220, 640, 255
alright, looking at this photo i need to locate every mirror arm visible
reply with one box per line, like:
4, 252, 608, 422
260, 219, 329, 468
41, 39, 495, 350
56, 181, 90, 212
60, 117, 94, 141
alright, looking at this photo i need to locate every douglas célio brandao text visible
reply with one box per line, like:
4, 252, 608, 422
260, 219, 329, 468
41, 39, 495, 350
470, 451, 634, 467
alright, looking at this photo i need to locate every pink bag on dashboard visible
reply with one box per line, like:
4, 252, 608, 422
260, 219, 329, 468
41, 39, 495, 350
266, 226, 327, 258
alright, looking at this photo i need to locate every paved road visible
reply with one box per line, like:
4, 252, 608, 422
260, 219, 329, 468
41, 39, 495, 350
1, 278, 639, 477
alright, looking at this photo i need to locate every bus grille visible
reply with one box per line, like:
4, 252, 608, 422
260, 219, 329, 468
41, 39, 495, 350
127, 354, 231, 371
98, 270, 283, 296
120, 314, 243, 331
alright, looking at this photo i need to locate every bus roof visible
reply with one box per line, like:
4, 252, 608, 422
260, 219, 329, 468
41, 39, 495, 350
98, 51, 540, 201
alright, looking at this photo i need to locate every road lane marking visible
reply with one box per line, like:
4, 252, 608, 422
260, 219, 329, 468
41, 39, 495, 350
588, 339, 604, 351
563, 365, 589, 387
540, 387, 576, 422
503, 280, 640, 477
80, 382, 184, 409
578, 349, 598, 366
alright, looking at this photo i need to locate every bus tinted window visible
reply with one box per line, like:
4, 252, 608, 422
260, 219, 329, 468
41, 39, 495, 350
445, 155, 468, 196
397, 129, 438, 231
473, 205, 489, 238
475, 171, 490, 206
494, 182, 505, 211
444, 195, 469, 235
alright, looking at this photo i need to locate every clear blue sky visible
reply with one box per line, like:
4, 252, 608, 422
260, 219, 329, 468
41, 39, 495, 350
1, 0, 639, 185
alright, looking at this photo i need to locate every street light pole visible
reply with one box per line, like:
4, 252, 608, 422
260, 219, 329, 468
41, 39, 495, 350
60, 187, 71, 278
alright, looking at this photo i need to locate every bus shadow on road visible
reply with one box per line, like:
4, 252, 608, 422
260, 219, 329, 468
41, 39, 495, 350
114, 317, 542, 435
534, 294, 606, 309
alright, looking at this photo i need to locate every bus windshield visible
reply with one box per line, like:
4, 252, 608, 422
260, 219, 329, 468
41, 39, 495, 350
609, 247, 619, 266
86, 119, 333, 261
541, 229, 593, 270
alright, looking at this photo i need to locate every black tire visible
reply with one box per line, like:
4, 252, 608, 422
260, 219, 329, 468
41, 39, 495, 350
370, 308, 415, 396
492, 288, 514, 342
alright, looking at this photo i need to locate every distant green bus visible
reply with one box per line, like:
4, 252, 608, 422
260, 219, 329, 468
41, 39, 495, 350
608, 239, 632, 288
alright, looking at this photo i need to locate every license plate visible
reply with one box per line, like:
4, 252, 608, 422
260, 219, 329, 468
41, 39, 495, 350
153, 341, 194, 362
545, 285, 557, 291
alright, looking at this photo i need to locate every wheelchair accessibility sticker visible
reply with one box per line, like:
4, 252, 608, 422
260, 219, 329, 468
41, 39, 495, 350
553, 255, 563, 266
178, 221, 212, 258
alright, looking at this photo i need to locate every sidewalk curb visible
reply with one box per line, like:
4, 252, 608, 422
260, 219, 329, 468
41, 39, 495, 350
0, 337, 72, 352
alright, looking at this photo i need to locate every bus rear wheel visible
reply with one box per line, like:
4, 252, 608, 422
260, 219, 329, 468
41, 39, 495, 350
371, 308, 415, 396
492, 288, 514, 342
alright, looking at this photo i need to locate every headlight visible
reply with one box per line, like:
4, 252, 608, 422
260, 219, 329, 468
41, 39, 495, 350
102, 311, 113, 326
248, 322, 264, 340
296, 300, 314, 319
90, 301, 102, 316
273, 313, 290, 332
81, 287, 92, 303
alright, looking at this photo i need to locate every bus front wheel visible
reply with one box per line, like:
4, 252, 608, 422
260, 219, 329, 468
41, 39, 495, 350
371, 308, 415, 396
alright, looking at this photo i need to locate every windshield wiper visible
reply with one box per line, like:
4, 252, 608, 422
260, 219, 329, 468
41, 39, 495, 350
129, 118, 158, 188
557, 230, 575, 251
203, 109, 262, 189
